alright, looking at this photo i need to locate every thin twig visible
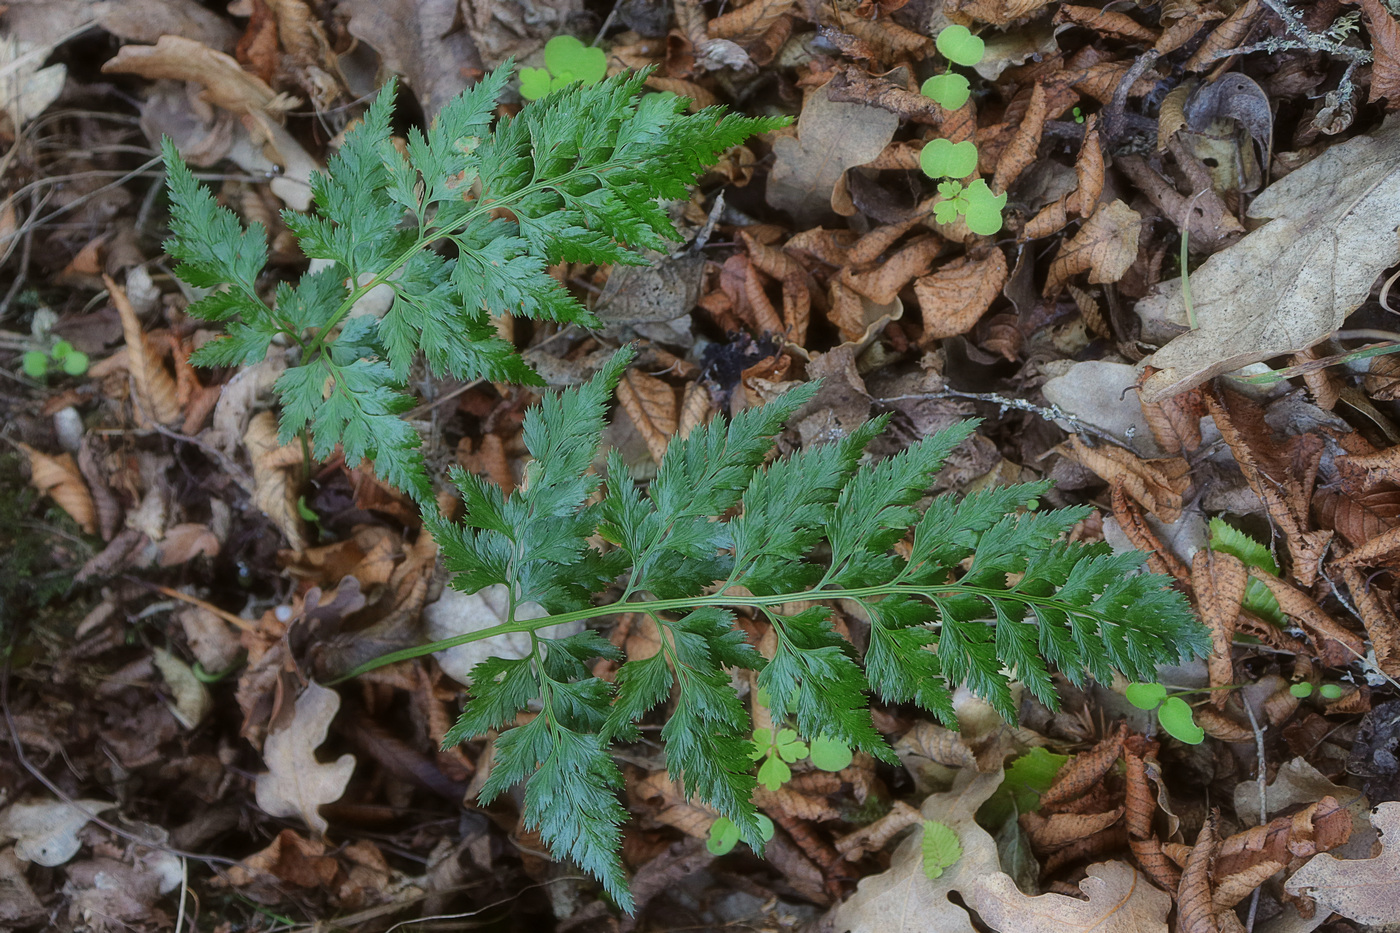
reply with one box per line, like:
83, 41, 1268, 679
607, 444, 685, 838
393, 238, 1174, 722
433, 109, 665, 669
875, 389, 1127, 446
1241, 698, 1268, 933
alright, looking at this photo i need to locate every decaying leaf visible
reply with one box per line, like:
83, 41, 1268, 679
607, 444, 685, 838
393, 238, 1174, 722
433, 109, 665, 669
108, 275, 182, 426
1140, 116, 1400, 402
243, 410, 307, 552
0, 798, 115, 867
253, 681, 356, 836
767, 80, 899, 225
1249, 571, 1365, 668
916, 249, 1008, 343
617, 368, 679, 465
1191, 549, 1246, 702
17, 443, 97, 535
1063, 436, 1191, 523
1357, 0, 1400, 108
1285, 801, 1400, 924
1342, 566, 1400, 677
1043, 200, 1142, 297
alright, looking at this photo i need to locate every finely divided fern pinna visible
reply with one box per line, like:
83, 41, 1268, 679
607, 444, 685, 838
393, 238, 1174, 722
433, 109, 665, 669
162, 64, 782, 507
367, 346, 1206, 911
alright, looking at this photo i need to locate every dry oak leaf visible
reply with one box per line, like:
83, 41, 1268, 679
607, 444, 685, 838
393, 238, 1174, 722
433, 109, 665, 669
17, 443, 96, 535
1043, 199, 1142, 297
108, 274, 181, 426
1139, 115, 1400, 403
969, 861, 1170, 933
1285, 801, 1400, 925
1191, 549, 1247, 704
767, 79, 899, 226
916, 248, 1008, 343
616, 368, 679, 466
254, 681, 356, 836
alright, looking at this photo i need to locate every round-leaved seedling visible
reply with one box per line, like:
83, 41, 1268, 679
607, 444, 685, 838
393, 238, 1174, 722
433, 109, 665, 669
921, 138, 978, 179
935, 24, 985, 67
921, 73, 971, 110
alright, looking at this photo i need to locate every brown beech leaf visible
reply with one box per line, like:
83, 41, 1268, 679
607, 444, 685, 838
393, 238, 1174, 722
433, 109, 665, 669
1063, 436, 1191, 523
742, 230, 812, 342
915, 248, 1008, 343
1249, 571, 1365, 668
1137, 369, 1206, 455
1336, 523, 1400, 567
1110, 483, 1192, 585
1055, 5, 1158, 41
243, 410, 307, 552
616, 368, 679, 466
1023, 807, 1125, 849
840, 235, 944, 306
1355, 0, 1400, 108
1191, 549, 1246, 703
157, 522, 221, 566
767, 81, 899, 225
707, 0, 793, 40
101, 35, 297, 118
253, 681, 356, 837
1285, 801, 1400, 924
1043, 200, 1142, 297
17, 443, 97, 535
1218, 797, 1351, 877
108, 274, 182, 426
991, 83, 1048, 194
1041, 724, 1127, 809
219, 828, 339, 889
946, 0, 1057, 26
1341, 565, 1400, 676
1178, 812, 1220, 933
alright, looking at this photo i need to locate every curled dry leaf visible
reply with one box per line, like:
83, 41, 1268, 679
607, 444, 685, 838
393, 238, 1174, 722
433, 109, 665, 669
767, 80, 899, 225
617, 368, 679, 466
1356, 0, 1400, 108
1041, 724, 1127, 809
1342, 566, 1400, 677
1177, 813, 1219, 933
1023, 807, 1125, 849
991, 84, 1048, 195
1043, 200, 1142, 297
243, 411, 307, 552
1140, 116, 1400, 403
1218, 797, 1352, 879
1063, 436, 1191, 523
1190, 549, 1246, 703
741, 230, 811, 342
835, 800, 923, 860
17, 443, 96, 535
1137, 371, 1205, 455
915, 248, 1008, 343
841, 235, 944, 307
1110, 483, 1192, 585
0, 798, 116, 867
707, 0, 793, 41
1285, 801, 1400, 925
253, 681, 356, 837
108, 274, 181, 426
1248, 571, 1365, 668
1055, 5, 1158, 41
946, 0, 1057, 26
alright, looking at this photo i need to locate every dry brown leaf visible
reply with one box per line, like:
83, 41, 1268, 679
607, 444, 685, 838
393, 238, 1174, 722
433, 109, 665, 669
947, 0, 1057, 26
157, 522, 221, 566
915, 248, 1008, 343
1138, 371, 1205, 455
1218, 797, 1352, 876
1064, 436, 1191, 523
1140, 116, 1400, 403
1249, 571, 1365, 668
244, 410, 307, 552
841, 235, 944, 305
1193, 705, 1254, 742
1066, 115, 1105, 216
742, 230, 811, 342
218, 828, 339, 888
340, 0, 478, 115
108, 274, 181, 426
822, 10, 933, 60
1191, 549, 1246, 703
17, 443, 97, 535
1341, 565, 1400, 677
991, 83, 1047, 194
1178, 813, 1220, 933
767, 81, 900, 225
1357, 0, 1400, 107
253, 681, 355, 836
102, 35, 296, 118
1041, 724, 1127, 809
1055, 5, 1158, 41
617, 369, 678, 465
835, 800, 923, 860
1285, 801, 1400, 924
1181, 0, 1257, 69
1336, 523, 1400, 567
1110, 483, 1192, 585
707, 0, 792, 40
1043, 200, 1142, 297
1024, 807, 1125, 849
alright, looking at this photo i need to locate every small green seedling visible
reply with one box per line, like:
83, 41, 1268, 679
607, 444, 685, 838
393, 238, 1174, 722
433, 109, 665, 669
919, 25, 1005, 236
921, 820, 963, 879
1208, 519, 1284, 626
22, 340, 88, 379
1072, 106, 1086, 124
707, 813, 775, 855
519, 35, 608, 100
1126, 682, 1205, 744
1288, 681, 1346, 700
1290, 681, 1313, 698
751, 727, 808, 790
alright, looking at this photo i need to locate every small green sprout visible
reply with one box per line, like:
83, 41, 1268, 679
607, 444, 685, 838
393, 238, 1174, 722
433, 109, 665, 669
919, 26, 1004, 235
1072, 106, 1086, 124
1290, 681, 1314, 698
1320, 683, 1344, 700
751, 727, 808, 790
22, 339, 89, 379
921, 820, 962, 879
707, 813, 775, 855
519, 35, 608, 100
1126, 682, 1205, 744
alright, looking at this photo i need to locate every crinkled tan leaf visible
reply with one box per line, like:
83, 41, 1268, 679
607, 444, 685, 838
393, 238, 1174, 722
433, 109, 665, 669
970, 860, 1170, 933
841, 235, 943, 306
243, 410, 307, 552
991, 83, 1047, 194
1140, 116, 1400, 402
101, 34, 297, 118
617, 368, 679, 465
1191, 549, 1246, 704
0, 798, 115, 867
254, 681, 356, 836
916, 248, 1008, 342
1342, 565, 1400, 677
1285, 801, 1400, 925
1043, 200, 1142, 297
946, 0, 1056, 25
1249, 571, 1365, 668
0, 35, 66, 127
1358, 0, 1400, 107
17, 443, 96, 535
707, 0, 792, 40
108, 274, 182, 426
1063, 435, 1190, 523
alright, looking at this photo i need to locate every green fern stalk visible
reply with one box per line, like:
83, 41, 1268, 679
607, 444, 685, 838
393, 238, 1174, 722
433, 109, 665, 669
335, 346, 1208, 911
